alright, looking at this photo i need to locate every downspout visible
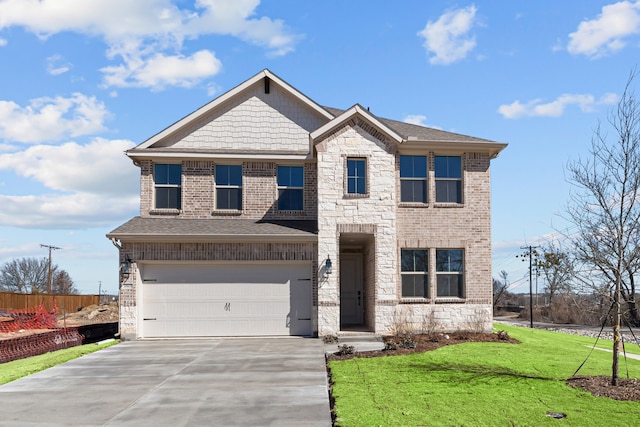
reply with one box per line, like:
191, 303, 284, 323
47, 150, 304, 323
110, 237, 123, 339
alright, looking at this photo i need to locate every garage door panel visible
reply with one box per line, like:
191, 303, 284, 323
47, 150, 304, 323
140, 264, 312, 338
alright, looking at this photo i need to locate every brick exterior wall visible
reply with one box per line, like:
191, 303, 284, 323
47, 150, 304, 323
393, 151, 493, 333
140, 160, 317, 220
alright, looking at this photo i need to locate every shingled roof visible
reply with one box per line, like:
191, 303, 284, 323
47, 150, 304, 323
322, 107, 495, 144
107, 217, 317, 242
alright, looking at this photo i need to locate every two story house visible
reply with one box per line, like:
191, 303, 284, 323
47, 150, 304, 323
107, 69, 507, 340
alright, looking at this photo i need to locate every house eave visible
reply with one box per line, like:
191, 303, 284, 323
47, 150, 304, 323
400, 140, 508, 158
126, 150, 315, 162
106, 233, 318, 244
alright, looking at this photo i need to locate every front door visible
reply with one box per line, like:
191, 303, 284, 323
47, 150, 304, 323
340, 253, 363, 326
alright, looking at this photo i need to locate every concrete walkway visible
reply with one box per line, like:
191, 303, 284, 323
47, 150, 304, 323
0, 338, 332, 427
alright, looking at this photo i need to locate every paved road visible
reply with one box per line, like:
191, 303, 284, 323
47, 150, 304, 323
0, 338, 332, 427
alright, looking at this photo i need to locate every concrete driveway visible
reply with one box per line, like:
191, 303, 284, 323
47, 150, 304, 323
0, 338, 332, 426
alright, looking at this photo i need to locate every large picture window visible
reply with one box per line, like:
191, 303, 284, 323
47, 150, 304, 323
347, 158, 367, 195
401, 249, 429, 298
400, 155, 427, 203
216, 165, 242, 210
277, 166, 304, 211
154, 163, 181, 209
435, 156, 462, 203
436, 249, 464, 298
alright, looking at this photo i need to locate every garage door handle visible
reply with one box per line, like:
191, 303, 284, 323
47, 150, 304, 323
143, 318, 157, 321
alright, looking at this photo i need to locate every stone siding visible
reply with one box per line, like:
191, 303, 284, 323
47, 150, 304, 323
316, 123, 397, 335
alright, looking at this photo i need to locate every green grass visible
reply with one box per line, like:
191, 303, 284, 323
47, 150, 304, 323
329, 324, 640, 426
0, 340, 119, 385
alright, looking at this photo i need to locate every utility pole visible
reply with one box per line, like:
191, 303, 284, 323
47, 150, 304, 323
41, 244, 61, 294
98, 281, 102, 304
519, 245, 539, 328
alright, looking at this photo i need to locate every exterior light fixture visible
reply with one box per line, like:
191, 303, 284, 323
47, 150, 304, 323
120, 255, 134, 278
325, 255, 332, 275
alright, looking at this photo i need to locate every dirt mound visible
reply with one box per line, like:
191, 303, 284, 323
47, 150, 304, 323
57, 302, 119, 327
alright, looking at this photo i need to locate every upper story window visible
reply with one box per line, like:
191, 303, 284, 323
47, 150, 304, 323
154, 163, 181, 209
215, 165, 242, 210
435, 156, 462, 203
400, 155, 427, 203
277, 166, 304, 211
436, 249, 464, 298
346, 158, 367, 195
401, 249, 429, 298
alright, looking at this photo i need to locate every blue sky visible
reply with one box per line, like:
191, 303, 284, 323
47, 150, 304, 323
0, 0, 638, 295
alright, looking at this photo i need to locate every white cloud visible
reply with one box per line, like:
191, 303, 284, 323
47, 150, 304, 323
403, 115, 428, 126
0, 138, 137, 196
0, 138, 139, 228
0, 0, 301, 89
46, 54, 72, 75
101, 49, 222, 90
567, 1, 640, 58
0, 38, 7, 46
498, 93, 618, 119
0, 193, 139, 228
0, 93, 110, 143
418, 5, 478, 65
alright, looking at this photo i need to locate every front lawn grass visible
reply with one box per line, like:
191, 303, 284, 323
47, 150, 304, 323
0, 340, 119, 385
329, 324, 640, 426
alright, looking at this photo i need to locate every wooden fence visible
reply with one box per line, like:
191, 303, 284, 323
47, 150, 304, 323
0, 292, 99, 312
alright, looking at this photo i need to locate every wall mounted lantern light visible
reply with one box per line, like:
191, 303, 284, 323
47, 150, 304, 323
120, 255, 134, 279
325, 255, 332, 275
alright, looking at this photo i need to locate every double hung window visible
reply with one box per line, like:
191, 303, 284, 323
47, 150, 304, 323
435, 156, 462, 203
154, 164, 181, 209
436, 249, 464, 298
216, 165, 242, 210
400, 155, 427, 203
346, 158, 367, 195
277, 166, 304, 211
401, 249, 429, 298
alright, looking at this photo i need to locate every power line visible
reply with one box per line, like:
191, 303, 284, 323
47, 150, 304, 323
519, 245, 540, 329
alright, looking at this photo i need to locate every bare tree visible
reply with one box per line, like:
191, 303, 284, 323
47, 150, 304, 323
536, 243, 574, 306
565, 70, 640, 385
0, 257, 75, 295
51, 270, 78, 295
0, 257, 49, 293
493, 270, 510, 306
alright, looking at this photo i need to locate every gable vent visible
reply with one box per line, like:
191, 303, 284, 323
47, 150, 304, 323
264, 76, 270, 94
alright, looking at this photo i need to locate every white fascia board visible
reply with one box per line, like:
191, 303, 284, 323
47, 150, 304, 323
400, 140, 508, 158
136, 69, 334, 150
109, 233, 317, 243
310, 104, 403, 144
126, 151, 314, 162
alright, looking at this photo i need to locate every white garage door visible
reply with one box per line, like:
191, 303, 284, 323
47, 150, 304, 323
140, 263, 313, 338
